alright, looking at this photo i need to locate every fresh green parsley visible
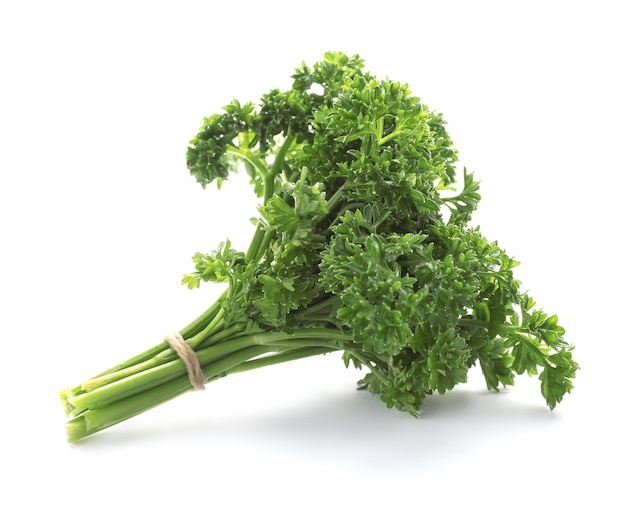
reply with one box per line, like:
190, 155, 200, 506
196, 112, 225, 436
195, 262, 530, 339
60, 52, 578, 442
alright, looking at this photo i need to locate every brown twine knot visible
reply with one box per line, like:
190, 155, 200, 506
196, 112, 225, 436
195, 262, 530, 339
164, 332, 205, 391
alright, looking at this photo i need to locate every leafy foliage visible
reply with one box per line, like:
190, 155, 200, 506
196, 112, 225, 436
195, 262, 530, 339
182, 51, 579, 414
59, 51, 581, 443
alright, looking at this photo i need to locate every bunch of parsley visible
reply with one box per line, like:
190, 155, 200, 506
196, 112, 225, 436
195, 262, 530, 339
60, 52, 578, 442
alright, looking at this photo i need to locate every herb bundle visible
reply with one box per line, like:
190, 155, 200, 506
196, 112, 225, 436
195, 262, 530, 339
60, 52, 578, 442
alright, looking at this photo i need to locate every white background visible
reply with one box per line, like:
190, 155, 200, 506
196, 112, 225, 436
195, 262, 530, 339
1, 1, 624, 506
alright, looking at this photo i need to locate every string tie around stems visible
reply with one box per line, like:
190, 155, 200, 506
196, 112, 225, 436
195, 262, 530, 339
164, 332, 206, 391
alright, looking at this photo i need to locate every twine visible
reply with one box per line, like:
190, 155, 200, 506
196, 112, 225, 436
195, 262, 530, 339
164, 332, 206, 391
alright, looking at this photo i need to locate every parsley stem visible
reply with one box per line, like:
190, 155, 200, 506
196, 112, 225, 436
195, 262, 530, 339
226, 145, 268, 179
245, 133, 295, 263
458, 317, 489, 329
67, 299, 228, 394
226, 346, 337, 374
264, 133, 295, 200
180, 298, 223, 338
62, 326, 355, 441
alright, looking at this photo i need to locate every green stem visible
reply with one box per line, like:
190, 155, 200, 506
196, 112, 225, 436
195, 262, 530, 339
65, 345, 272, 442
226, 145, 268, 179
376, 117, 384, 140
226, 346, 337, 374
245, 221, 270, 262
378, 130, 400, 146
378, 118, 408, 146
270, 134, 295, 178
293, 295, 342, 324
180, 298, 224, 338
245, 134, 295, 263
326, 183, 346, 214
73, 301, 230, 394
62, 327, 353, 441
187, 306, 227, 350
76, 298, 225, 390
264, 133, 295, 203
458, 317, 489, 329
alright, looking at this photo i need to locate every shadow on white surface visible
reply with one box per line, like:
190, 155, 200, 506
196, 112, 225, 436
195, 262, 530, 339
31, 359, 600, 506
76, 377, 560, 468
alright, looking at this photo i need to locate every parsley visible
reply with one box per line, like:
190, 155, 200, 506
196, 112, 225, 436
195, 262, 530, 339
60, 52, 578, 441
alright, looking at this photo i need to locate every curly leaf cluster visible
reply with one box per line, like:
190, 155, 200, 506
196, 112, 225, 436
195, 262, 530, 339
183, 52, 578, 414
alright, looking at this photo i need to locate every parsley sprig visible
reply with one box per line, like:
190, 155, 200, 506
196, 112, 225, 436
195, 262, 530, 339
60, 52, 578, 441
